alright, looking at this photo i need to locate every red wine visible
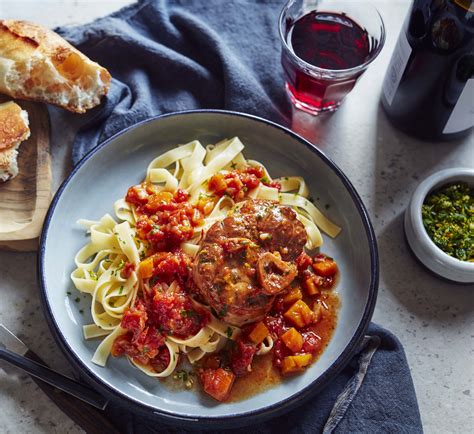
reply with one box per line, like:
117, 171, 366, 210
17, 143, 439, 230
289, 11, 370, 70
282, 12, 371, 112
382, 0, 474, 141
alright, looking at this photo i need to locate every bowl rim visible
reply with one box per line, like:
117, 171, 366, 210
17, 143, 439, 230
37, 109, 379, 426
405, 168, 474, 283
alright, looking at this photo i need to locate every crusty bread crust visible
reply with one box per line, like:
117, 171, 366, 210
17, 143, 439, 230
0, 101, 30, 151
0, 20, 111, 113
0, 100, 30, 182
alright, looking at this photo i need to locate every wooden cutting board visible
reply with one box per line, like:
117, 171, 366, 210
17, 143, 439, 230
0, 96, 51, 252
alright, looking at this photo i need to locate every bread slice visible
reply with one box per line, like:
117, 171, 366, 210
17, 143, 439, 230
0, 20, 111, 113
0, 101, 30, 182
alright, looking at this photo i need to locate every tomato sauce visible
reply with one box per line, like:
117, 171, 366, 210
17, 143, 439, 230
126, 184, 203, 251
208, 166, 281, 201
116, 178, 340, 402
111, 250, 210, 371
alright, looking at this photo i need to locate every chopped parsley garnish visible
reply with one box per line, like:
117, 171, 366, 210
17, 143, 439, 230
118, 286, 124, 295
74, 297, 80, 303
177, 370, 194, 381
149, 275, 160, 287
117, 259, 125, 270
225, 326, 233, 338
150, 225, 161, 235
180, 309, 195, 318
218, 305, 228, 318
66, 291, 72, 295
88, 270, 98, 281
325, 203, 330, 210
261, 176, 271, 184
173, 370, 194, 389
422, 182, 473, 261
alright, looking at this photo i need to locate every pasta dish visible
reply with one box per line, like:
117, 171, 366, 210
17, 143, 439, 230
71, 137, 341, 401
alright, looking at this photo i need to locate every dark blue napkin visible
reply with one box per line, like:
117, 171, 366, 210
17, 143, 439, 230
57, 0, 289, 165
56, 1, 423, 431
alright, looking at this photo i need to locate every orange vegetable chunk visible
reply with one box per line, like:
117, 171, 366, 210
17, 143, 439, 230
303, 276, 320, 296
248, 321, 270, 344
312, 259, 338, 277
200, 368, 235, 402
282, 286, 303, 305
197, 196, 215, 216
145, 191, 173, 212
280, 354, 313, 375
138, 257, 154, 279
281, 327, 303, 353
284, 300, 315, 328
208, 173, 227, 193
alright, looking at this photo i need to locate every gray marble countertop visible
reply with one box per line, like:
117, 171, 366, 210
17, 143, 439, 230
0, 1, 473, 433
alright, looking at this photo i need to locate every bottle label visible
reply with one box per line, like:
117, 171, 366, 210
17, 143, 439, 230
443, 79, 474, 134
382, 29, 412, 106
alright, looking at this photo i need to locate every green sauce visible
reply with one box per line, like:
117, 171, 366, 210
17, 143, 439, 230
421, 182, 473, 262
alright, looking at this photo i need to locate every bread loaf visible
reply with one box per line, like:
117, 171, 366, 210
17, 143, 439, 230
0, 20, 111, 113
0, 100, 30, 182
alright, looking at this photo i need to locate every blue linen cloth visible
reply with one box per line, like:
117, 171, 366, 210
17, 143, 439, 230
56, 1, 423, 431
57, 0, 289, 165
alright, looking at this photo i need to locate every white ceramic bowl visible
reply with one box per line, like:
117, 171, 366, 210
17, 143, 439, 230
404, 168, 474, 284
38, 110, 378, 428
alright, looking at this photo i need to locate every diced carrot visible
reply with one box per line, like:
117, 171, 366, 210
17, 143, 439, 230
312, 259, 338, 277
145, 191, 174, 211
283, 300, 315, 328
280, 354, 313, 375
200, 368, 235, 401
248, 321, 270, 345
208, 174, 227, 193
138, 257, 154, 279
197, 196, 215, 216
282, 286, 303, 305
303, 276, 321, 296
293, 353, 313, 367
145, 183, 158, 194
281, 327, 303, 353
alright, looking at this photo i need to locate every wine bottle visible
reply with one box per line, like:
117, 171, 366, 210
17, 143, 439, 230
382, 0, 474, 141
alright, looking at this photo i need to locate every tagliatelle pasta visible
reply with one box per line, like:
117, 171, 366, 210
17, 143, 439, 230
70, 137, 341, 392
